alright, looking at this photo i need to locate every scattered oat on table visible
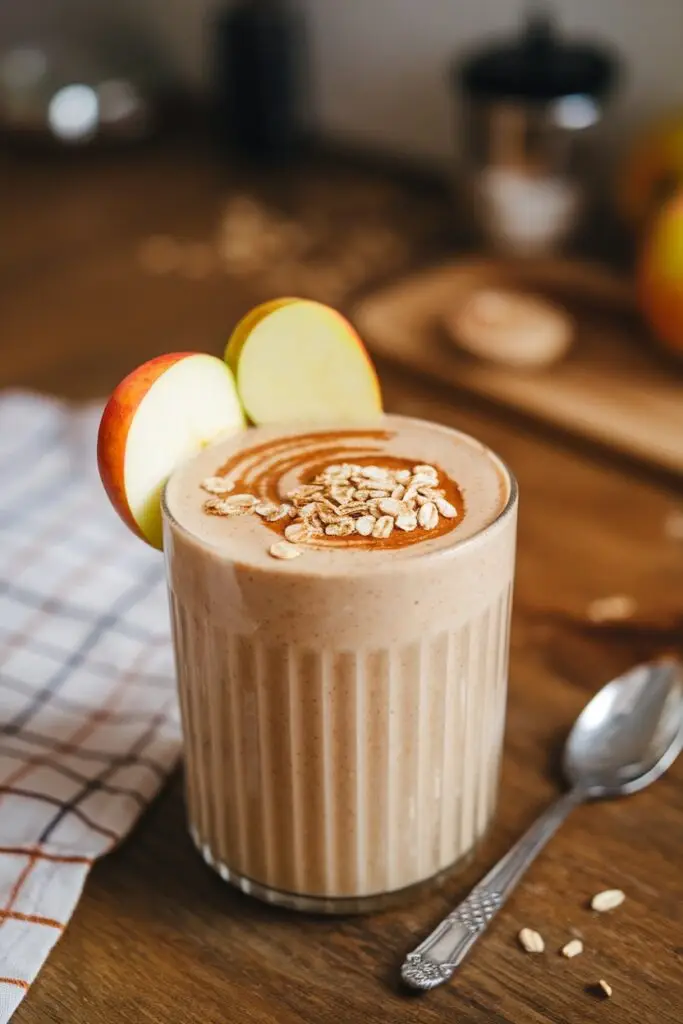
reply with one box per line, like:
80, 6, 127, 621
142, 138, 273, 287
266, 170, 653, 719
597, 980, 612, 998
591, 889, 625, 912
217, 195, 320, 279
561, 939, 584, 958
518, 928, 545, 953
587, 595, 637, 624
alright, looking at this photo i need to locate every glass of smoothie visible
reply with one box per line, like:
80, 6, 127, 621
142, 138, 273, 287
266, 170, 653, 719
161, 414, 517, 912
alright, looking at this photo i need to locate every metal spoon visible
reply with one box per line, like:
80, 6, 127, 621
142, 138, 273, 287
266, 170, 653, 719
401, 658, 683, 991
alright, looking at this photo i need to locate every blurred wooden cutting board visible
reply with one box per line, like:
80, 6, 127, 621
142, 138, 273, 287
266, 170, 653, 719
354, 257, 683, 479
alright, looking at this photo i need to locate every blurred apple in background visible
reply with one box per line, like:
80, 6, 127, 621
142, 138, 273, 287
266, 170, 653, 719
638, 190, 683, 360
618, 111, 683, 233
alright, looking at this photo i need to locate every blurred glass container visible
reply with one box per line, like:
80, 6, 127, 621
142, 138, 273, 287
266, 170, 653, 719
453, 12, 619, 257
0, 31, 168, 147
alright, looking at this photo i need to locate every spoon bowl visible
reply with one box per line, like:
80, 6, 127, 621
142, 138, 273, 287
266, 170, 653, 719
563, 658, 683, 798
402, 658, 683, 991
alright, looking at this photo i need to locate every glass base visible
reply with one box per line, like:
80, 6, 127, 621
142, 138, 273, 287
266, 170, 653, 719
190, 826, 479, 915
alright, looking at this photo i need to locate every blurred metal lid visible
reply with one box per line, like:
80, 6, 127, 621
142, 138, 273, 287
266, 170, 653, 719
456, 10, 619, 103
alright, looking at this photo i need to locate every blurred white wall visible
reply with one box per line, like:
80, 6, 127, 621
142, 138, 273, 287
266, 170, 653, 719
25, 0, 683, 163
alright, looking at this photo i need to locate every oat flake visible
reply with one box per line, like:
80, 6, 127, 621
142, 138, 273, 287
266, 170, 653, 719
201, 453, 460, 555
203, 498, 242, 516
591, 889, 625, 912
225, 493, 258, 507
395, 512, 418, 532
269, 541, 302, 560
284, 523, 310, 544
518, 928, 544, 953
587, 596, 636, 624
435, 496, 458, 518
355, 516, 376, 537
201, 476, 235, 495
254, 501, 279, 517
372, 515, 394, 539
418, 502, 439, 530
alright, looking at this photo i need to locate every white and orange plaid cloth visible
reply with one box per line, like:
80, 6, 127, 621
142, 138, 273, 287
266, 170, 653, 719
0, 391, 180, 1021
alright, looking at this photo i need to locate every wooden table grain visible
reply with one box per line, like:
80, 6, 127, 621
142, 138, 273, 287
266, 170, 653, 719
1, 140, 682, 1024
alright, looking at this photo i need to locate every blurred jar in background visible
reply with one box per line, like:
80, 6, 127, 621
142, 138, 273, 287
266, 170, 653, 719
452, 12, 619, 257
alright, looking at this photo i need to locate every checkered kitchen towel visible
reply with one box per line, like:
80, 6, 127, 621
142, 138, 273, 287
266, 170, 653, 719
0, 391, 180, 1020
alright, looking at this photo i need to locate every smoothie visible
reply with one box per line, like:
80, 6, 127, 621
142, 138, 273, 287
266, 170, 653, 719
162, 414, 517, 911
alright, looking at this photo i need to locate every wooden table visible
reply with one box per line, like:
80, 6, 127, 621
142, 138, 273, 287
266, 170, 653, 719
1, 139, 682, 1024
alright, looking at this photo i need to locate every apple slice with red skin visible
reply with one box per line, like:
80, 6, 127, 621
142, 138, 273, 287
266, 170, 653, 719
225, 298, 382, 424
97, 352, 245, 549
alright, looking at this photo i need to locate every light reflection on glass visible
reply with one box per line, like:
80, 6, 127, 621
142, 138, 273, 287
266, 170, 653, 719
48, 83, 99, 142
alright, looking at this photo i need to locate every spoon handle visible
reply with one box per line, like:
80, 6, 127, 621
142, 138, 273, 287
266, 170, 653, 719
401, 789, 581, 991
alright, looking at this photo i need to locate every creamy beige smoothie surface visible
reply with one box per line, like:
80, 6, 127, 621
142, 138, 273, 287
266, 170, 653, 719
165, 415, 507, 570
163, 414, 517, 905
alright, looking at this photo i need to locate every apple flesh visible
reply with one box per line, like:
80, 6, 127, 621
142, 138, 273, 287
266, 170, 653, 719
225, 298, 382, 424
225, 296, 299, 376
97, 352, 245, 549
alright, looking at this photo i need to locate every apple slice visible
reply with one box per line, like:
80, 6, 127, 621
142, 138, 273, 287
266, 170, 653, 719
225, 298, 382, 424
225, 296, 299, 376
97, 352, 245, 549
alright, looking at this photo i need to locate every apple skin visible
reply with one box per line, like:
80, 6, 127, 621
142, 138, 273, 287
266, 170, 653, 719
638, 190, 683, 358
